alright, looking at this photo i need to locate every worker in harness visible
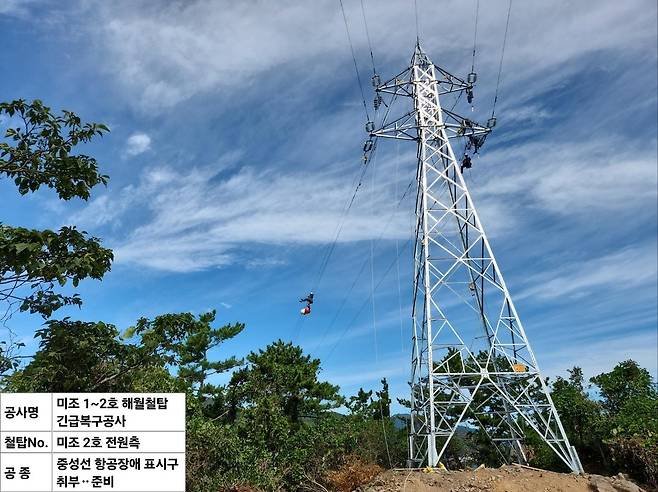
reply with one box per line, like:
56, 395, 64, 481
300, 292, 314, 315
460, 154, 472, 174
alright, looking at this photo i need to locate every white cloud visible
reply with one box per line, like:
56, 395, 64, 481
472, 140, 658, 218
125, 132, 151, 156
70, 138, 417, 272
0, 0, 39, 17
518, 242, 658, 300
71, 132, 657, 274
540, 332, 658, 382
323, 354, 407, 387
69, 166, 175, 228
500, 104, 553, 125
106, 160, 408, 272
71, 0, 656, 111
57, 0, 656, 280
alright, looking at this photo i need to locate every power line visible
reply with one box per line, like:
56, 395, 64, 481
360, 0, 377, 76
471, 0, 480, 74
324, 237, 412, 362
414, 0, 420, 41
308, 0, 380, 293
491, 0, 513, 118
311, 91, 399, 293
312, 150, 371, 292
338, 0, 371, 122
311, 174, 414, 353
370, 137, 378, 365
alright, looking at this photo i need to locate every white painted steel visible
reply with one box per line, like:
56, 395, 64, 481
372, 44, 582, 473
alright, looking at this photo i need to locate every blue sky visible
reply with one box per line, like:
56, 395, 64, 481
1, 0, 656, 410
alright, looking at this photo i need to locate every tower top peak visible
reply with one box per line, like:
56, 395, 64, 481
412, 42, 432, 68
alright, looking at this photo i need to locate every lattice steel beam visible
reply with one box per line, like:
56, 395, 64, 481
372, 44, 582, 473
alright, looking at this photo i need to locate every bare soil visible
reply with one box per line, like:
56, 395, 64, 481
356, 464, 651, 492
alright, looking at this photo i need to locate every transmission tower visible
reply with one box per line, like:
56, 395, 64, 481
370, 44, 583, 473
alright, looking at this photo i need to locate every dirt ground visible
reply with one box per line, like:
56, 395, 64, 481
357, 464, 651, 492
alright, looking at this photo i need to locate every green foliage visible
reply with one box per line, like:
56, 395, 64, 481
590, 361, 658, 485
551, 368, 601, 446
605, 396, 658, 484
219, 341, 406, 490
185, 415, 280, 491
548, 361, 658, 486
375, 377, 391, 419
129, 365, 188, 394
550, 367, 605, 469
347, 387, 374, 416
3, 319, 143, 392
0, 99, 113, 354
230, 340, 342, 428
0, 99, 109, 199
131, 311, 243, 417
611, 395, 658, 439
348, 378, 391, 420
591, 360, 655, 414
2, 310, 241, 398
225, 340, 341, 486
0, 225, 113, 318
524, 429, 567, 471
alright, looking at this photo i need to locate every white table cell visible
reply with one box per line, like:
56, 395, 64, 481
0, 452, 51, 491
53, 431, 185, 453
1, 393, 51, 431
52, 452, 185, 491
1, 431, 52, 453
52, 393, 185, 432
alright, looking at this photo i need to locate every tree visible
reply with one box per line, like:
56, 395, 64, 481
347, 388, 374, 417
551, 368, 601, 447
129, 310, 244, 416
3, 319, 146, 392
225, 340, 343, 488
1, 99, 109, 199
349, 378, 391, 420
0, 226, 113, 318
0, 99, 113, 322
374, 378, 391, 419
230, 340, 341, 426
4, 310, 243, 397
550, 367, 605, 471
590, 360, 658, 485
590, 360, 655, 414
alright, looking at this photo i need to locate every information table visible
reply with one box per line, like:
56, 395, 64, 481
0, 393, 185, 491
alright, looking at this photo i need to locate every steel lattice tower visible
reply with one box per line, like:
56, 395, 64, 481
371, 44, 583, 473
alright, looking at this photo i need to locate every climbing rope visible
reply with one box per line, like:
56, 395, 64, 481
312, 157, 370, 292
308, 0, 391, 296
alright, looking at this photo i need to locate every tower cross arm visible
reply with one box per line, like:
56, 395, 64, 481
442, 109, 493, 140
376, 66, 475, 98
